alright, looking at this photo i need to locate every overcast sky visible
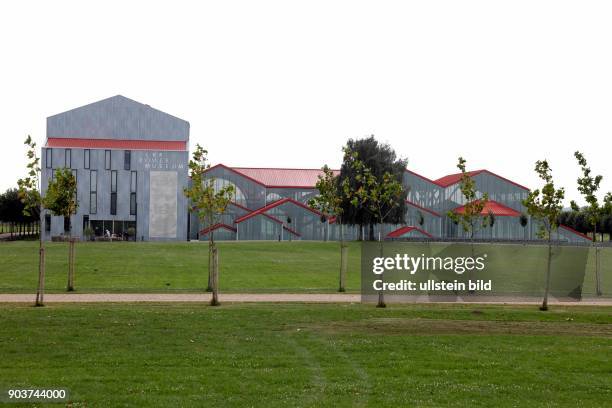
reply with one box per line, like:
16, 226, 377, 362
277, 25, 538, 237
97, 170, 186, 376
1, 1, 610, 205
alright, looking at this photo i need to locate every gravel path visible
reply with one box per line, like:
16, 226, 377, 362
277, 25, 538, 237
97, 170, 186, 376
1, 293, 611, 305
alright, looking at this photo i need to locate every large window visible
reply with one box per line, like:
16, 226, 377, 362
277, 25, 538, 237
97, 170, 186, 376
89, 170, 97, 214
124, 150, 131, 171
72, 169, 78, 206
105, 150, 111, 170
110, 170, 117, 215
84, 149, 90, 169
65, 149, 71, 168
130, 171, 137, 215
45, 149, 52, 168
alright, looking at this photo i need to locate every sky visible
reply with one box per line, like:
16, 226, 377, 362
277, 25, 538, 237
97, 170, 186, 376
1, 0, 611, 205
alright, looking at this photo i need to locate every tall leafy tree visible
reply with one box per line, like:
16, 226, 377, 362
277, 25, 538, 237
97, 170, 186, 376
447, 157, 490, 243
522, 160, 565, 311
344, 147, 404, 308
183, 144, 234, 306
309, 165, 348, 292
339, 136, 407, 240
44, 167, 78, 291
17, 136, 46, 305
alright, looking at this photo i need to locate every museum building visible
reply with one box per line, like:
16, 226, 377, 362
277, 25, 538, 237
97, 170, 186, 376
41, 95, 590, 244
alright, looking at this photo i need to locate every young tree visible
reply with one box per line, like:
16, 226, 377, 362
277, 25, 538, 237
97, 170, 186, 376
570, 152, 605, 241
309, 165, 348, 292
43, 167, 78, 291
570, 151, 609, 296
183, 145, 234, 306
343, 147, 404, 307
447, 157, 490, 244
17, 136, 46, 305
522, 160, 565, 311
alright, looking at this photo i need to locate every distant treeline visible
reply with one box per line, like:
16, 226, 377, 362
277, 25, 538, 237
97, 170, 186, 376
0, 188, 39, 239
558, 209, 612, 241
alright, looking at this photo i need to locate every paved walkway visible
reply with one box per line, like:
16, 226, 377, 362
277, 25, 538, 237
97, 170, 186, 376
1, 293, 612, 305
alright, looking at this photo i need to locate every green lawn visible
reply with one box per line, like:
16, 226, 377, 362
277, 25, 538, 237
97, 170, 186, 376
0, 241, 611, 296
0, 303, 610, 407
0, 241, 362, 293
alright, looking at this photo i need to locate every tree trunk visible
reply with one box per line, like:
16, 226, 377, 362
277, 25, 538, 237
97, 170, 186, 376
540, 238, 552, 311
376, 239, 386, 308
210, 247, 220, 306
207, 229, 214, 292
594, 225, 602, 296
35, 211, 46, 307
339, 221, 347, 292
67, 237, 75, 291
358, 224, 363, 241
369, 223, 375, 241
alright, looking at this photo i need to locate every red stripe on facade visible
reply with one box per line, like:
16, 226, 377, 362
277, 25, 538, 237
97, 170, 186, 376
559, 224, 593, 241
200, 223, 237, 235
234, 197, 322, 224
405, 200, 441, 217
405, 169, 444, 187
45, 137, 187, 151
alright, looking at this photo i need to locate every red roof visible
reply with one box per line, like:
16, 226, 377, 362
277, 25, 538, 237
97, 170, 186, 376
234, 197, 322, 224
207, 164, 339, 188
434, 169, 529, 191
45, 137, 187, 151
387, 226, 433, 238
200, 223, 237, 235
453, 200, 521, 217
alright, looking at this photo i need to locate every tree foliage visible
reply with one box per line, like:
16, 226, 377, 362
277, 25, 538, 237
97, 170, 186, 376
309, 165, 344, 222
338, 136, 406, 230
43, 168, 78, 222
569, 151, 610, 241
522, 160, 564, 239
446, 157, 490, 239
184, 144, 234, 229
16, 135, 42, 218
342, 147, 404, 237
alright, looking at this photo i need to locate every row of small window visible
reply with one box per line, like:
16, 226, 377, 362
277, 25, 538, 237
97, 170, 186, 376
88, 170, 137, 216
45, 148, 132, 171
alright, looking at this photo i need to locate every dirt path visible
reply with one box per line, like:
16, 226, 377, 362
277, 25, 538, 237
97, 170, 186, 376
1, 293, 611, 305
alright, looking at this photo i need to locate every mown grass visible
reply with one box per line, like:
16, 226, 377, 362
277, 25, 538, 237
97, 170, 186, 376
0, 241, 362, 293
0, 241, 611, 297
0, 303, 610, 407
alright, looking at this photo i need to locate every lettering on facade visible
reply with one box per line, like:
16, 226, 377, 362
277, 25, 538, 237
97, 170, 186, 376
138, 152, 185, 170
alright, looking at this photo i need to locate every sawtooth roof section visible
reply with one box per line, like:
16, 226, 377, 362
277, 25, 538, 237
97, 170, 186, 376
230, 166, 339, 188
387, 226, 433, 239
434, 169, 529, 191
